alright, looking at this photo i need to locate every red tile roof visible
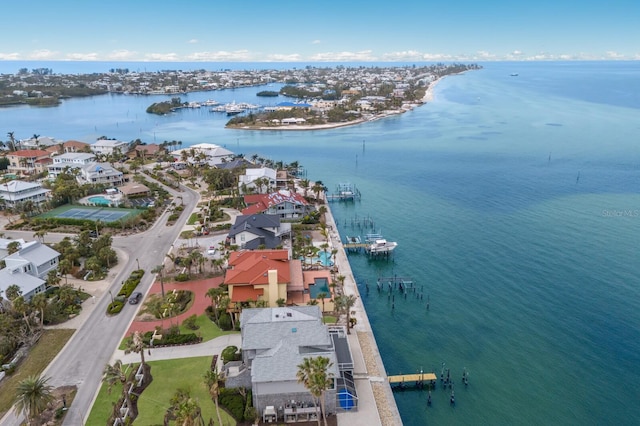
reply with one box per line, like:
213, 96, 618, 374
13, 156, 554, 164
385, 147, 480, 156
225, 250, 291, 285
10, 149, 50, 157
230, 286, 264, 302
242, 190, 308, 215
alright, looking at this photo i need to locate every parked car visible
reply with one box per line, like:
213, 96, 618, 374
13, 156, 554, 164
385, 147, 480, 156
129, 292, 142, 304
207, 246, 217, 255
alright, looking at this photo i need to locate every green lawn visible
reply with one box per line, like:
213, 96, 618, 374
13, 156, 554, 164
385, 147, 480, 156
0, 329, 75, 418
87, 357, 236, 426
323, 315, 337, 324
119, 314, 237, 350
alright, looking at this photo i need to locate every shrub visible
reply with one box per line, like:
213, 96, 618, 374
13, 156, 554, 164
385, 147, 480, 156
221, 346, 239, 364
107, 300, 124, 315
183, 314, 199, 330
218, 313, 232, 331
219, 388, 246, 421
174, 273, 189, 282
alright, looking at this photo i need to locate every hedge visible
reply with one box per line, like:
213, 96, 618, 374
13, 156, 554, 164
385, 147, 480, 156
107, 300, 125, 315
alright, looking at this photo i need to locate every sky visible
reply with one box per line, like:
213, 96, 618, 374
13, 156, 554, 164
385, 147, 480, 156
1, 0, 639, 63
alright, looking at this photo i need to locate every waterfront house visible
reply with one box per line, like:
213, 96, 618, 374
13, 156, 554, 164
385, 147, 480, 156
223, 306, 356, 422
238, 167, 277, 194
170, 143, 234, 166
227, 214, 291, 250
0, 180, 50, 208
224, 249, 294, 309
242, 189, 311, 219
0, 240, 60, 301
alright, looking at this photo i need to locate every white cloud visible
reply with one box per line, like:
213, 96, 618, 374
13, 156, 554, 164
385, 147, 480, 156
0, 52, 21, 60
266, 53, 303, 62
381, 50, 426, 61
108, 50, 138, 60
188, 39, 199, 44
311, 40, 321, 44
309, 50, 376, 61
29, 50, 57, 59
186, 50, 252, 61
145, 52, 181, 61
605, 51, 624, 59
66, 53, 100, 61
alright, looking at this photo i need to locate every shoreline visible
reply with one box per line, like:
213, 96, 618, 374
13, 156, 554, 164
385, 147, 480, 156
324, 203, 401, 426
229, 75, 448, 133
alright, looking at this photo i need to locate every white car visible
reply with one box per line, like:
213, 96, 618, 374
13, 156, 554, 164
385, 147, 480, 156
207, 246, 217, 255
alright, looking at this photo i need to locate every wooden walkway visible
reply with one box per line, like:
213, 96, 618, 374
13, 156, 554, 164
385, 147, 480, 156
388, 372, 437, 384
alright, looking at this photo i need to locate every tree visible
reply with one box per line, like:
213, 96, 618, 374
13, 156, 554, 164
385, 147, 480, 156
205, 287, 224, 323
103, 360, 133, 421
58, 259, 72, 285
125, 331, 146, 370
167, 388, 205, 426
30, 293, 48, 327
203, 367, 224, 426
317, 292, 328, 313
334, 294, 357, 334
14, 374, 55, 425
7, 241, 21, 255
296, 356, 334, 426
152, 265, 166, 298
5, 284, 22, 301
33, 229, 47, 243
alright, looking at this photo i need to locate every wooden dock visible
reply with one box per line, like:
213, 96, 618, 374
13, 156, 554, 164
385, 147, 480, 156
388, 372, 437, 384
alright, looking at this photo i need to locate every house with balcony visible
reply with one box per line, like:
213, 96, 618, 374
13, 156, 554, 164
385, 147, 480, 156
47, 152, 96, 179
227, 214, 291, 250
0, 240, 60, 301
242, 190, 311, 219
6, 149, 52, 176
77, 162, 125, 186
222, 306, 356, 423
0, 180, 50, 208
171, 143, 235, 167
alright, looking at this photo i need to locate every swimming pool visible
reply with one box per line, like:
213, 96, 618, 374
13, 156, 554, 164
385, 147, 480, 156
88, 196, 111, 205
300, 250, 334, 267
309, 277, 330, 299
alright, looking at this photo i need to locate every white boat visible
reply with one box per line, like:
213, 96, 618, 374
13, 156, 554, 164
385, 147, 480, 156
368, 239, 398, 254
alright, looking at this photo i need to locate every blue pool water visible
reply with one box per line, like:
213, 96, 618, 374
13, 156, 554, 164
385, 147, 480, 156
309, 278, 330, 299
88, 196, 111, 205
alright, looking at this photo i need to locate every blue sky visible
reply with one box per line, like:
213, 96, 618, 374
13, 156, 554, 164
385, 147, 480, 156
1, 0, 638, 62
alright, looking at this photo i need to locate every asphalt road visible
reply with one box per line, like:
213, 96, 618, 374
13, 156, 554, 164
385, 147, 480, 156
0, 182, 199, 426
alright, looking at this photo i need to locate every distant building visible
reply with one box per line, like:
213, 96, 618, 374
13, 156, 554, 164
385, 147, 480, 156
47, 152, 96, 180
90, 139, 129, 155
171, 143, 235, 166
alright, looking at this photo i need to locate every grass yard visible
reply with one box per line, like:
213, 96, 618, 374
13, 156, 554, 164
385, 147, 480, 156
119, 314, 237, 350
0, 329, 75, 418
87, 357, 236, 426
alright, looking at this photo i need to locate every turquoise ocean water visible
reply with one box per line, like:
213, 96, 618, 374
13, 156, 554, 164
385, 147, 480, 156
2, 61, 639, 425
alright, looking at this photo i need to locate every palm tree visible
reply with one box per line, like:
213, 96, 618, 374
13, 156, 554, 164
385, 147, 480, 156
103, 360, 133, 420
7, 131, 17, 151
296, 356, 334, 426
14, 375, 55, 425
30, 293, 48, 327
205, 287, 224, 323
334, 294, 357, 334
33, 229, 47, 243
58, 259, 72, 285
167, 388, 205, 426
125, 331, 146, 369
203, 367, 224, 426
151, 265, 166, 298
316, 292, 328, 313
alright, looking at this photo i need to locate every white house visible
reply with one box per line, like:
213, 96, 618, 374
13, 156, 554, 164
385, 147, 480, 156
238, 167, 277, 194
0, 180, 50, 208
171, 143, 235, 166
0, 241, 61, 300
77, 162, 124, 186
90, 139, 129, 155
47, 152, 96, 179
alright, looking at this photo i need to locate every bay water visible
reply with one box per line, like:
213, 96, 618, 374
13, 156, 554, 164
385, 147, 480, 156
2, 61, 639, 425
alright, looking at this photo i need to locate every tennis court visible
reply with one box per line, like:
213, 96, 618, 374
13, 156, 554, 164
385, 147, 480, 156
40, 205, 138, 222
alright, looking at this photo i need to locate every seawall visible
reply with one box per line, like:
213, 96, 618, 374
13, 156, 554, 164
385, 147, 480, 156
324, 203, 402, 426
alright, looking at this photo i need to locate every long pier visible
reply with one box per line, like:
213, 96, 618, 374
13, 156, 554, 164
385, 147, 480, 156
388, 372, 438, 390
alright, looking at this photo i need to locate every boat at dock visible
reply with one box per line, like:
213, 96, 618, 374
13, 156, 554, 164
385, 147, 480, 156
368, 239, 398, 254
